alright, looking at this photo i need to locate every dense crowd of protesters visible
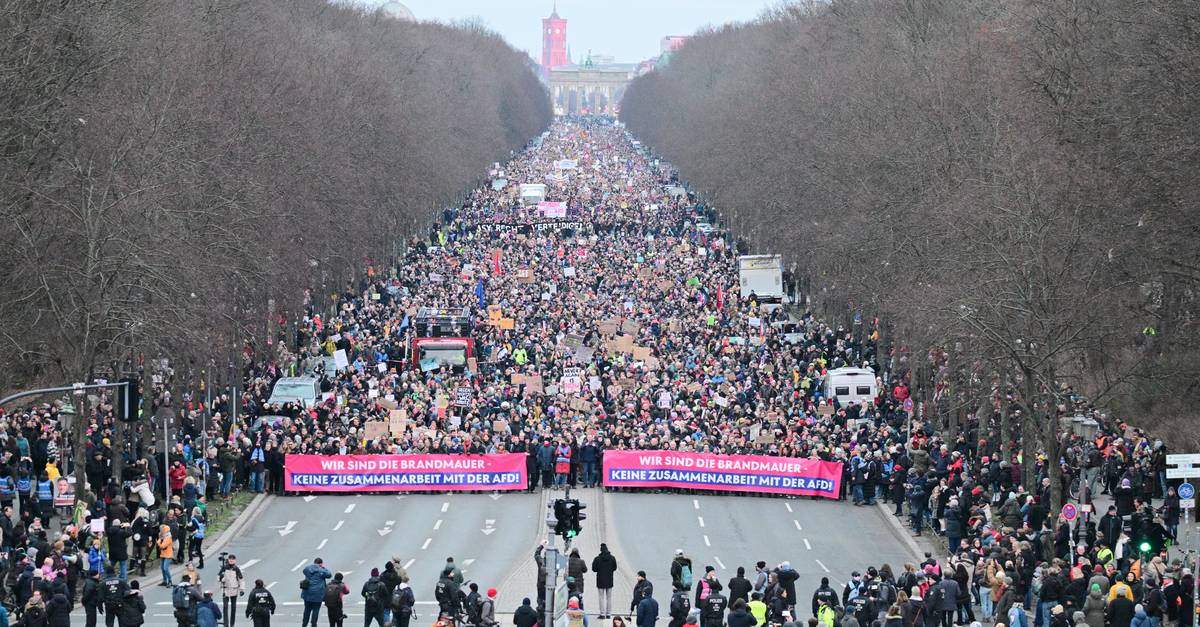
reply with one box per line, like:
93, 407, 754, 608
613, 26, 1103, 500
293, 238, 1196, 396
0, 117, 1190, 627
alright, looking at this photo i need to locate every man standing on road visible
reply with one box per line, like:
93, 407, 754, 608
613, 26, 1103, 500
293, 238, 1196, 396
631, 571, 653, 616
103, 565, 130, 627
81, 570, 103, 627
812, 577, 839, 618
513, 598, 538, 627
701, 585, 728, 627
592, 544, 617, 619
728, 567, 752, 605
245, 579, 275, 627
219, 554, 245, 627
300, 558, 331, 627
671, 551, 694, 592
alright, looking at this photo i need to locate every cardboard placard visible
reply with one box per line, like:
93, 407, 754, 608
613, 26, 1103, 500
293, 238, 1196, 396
517, 269, 534, 284
598, 322, 619, 337
511, 373, 526, 385
563, 334, 585, 350
363, 421, 389, 441
492, 419, 508, 433
817, 404, 834, 416
524, 375, 544, 394
632, 346, 653, 361
487, 305, 503, 325
621, 320, 641, 336
571, 398, 591, 411
499, 318, 515, 330
455, 386, 472, 407
756, 432, 776, 444
467, 357, 478, 373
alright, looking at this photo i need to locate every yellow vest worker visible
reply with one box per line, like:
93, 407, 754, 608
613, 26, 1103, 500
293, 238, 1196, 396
513, 347, 528, 365
817, 604, 836, 627
749, 598, 768, 626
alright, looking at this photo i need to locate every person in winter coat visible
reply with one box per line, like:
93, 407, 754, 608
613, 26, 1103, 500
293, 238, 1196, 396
592, 544, 618, 619
245, 580, 276, 627
727, 567, 752, 605
935, 574, 959, 627
107, 519, 132, 581
323, 572, 349, 627
479, 588, 498, 627
45, 592, 71, 627
637, 588, 659, 627
727, 599, 755, 627
118, 581, 147, 627
1108, 593, 1136, 627
360, 568, 386, 627
196, 592, 223, 627
631, 573, 653, 615
1081, 584, 1105, 627
300, 559, 332, 627
671, 551, 694, 591
81, 570, 104, 627
391, 582, 415, 627
157, 525, 175, 586
513, 598, 539, 627
773, 564, 798, 614
568, 549, 588, 597
695, 567, 724, 611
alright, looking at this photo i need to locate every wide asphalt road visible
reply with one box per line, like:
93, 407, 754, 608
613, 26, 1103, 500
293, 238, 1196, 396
603, 492, 919, 613
120, 491, 542, 625
78, 489, 917, 626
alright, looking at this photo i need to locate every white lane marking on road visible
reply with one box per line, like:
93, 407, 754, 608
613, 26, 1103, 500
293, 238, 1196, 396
345, 503, 356, 514
785, 503, 793, 513
441, 502, 450, 512
804, 538, 812, 550
271, 521, 297, 536
704, 535, 711, 547
434, 519, 443, 530
291, 559, 307, 572
793, 520, 802, 531
463, 559, 475, 566
489, 493, 501, 501
304, 496, 317, 502
404, 559, 416, 570
422, 537, 432, 550
714, 556, 726, 570
693, 499, 700, 510
242, 559, 261, 569
267, 581, 277, 590
697, 516, 705, 528
815, 559, 830, 573
334, 520, 344, 531
317, 538, 328, 550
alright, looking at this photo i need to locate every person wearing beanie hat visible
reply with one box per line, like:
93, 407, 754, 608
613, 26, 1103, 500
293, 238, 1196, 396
812, 577, 837, 617
514, 597, 539, 627
593, 543, 618, 619
478, 587, 498, 627
632, 572, 654, 619
362, 566, 386, 627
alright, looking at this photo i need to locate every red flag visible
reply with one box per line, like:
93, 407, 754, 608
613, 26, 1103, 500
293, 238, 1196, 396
716, 284, 724, 311
492, 248, 503, 275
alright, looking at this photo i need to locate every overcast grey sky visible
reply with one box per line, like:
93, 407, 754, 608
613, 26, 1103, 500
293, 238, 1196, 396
362, 1, 784, 63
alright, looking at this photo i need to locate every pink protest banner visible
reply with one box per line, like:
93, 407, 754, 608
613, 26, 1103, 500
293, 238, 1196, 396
537, 201, 567, 218
602, 450, 843, 499
284, 454, 527, 493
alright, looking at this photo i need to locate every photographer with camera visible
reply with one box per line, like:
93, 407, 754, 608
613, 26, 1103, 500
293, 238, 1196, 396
218, 553, 245, 627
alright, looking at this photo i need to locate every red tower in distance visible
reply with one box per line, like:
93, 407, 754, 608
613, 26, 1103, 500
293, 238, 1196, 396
541, 4, 568, 70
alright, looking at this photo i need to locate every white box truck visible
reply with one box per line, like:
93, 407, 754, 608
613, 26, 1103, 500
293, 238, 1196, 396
738, 254, 785, 306
824, 367, 878, 407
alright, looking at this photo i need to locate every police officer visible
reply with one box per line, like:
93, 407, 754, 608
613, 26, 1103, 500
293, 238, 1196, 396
102, 566, 130, 627
245, 579, 276, 627
812, 577, 839, 618
701, 585, 728, 627
669, 582, 692, 627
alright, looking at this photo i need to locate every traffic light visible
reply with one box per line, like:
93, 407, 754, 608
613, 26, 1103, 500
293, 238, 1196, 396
116, 378, 140, 422
1136, 523, 1167, 556
552, 499, 570, 536
563, 499, 587, 538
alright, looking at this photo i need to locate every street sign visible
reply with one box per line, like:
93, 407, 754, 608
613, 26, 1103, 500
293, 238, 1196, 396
1167, 467, 1200, 479
1061, 503, 1078, 522
1179, 482, 1196, 500
1181, 498, 1196, 509
1167, 454, 1200, 465
903, 397, 914, 412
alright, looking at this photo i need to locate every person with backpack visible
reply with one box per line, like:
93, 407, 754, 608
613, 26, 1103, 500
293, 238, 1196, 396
361, 568, 387, 627
118, 580, 147, 627
671, 551, 694, 592
103, 566, 130, 627
390, 581, 415, 627
172, 574, 203, 627
45, 592, 70, 627
244, 580, 275, 627
81, 570, 104, 627
218, 554, 245, 627
479, 588, 498, 627
323, 572, 349, 627
669, 582, 692, 627
434, 568, 461, 618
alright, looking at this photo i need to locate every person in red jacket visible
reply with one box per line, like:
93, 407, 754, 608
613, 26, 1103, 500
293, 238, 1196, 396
169, 461, 188, 495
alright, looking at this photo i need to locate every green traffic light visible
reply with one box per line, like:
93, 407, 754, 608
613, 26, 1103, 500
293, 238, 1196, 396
1139, 541, 1152, 552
